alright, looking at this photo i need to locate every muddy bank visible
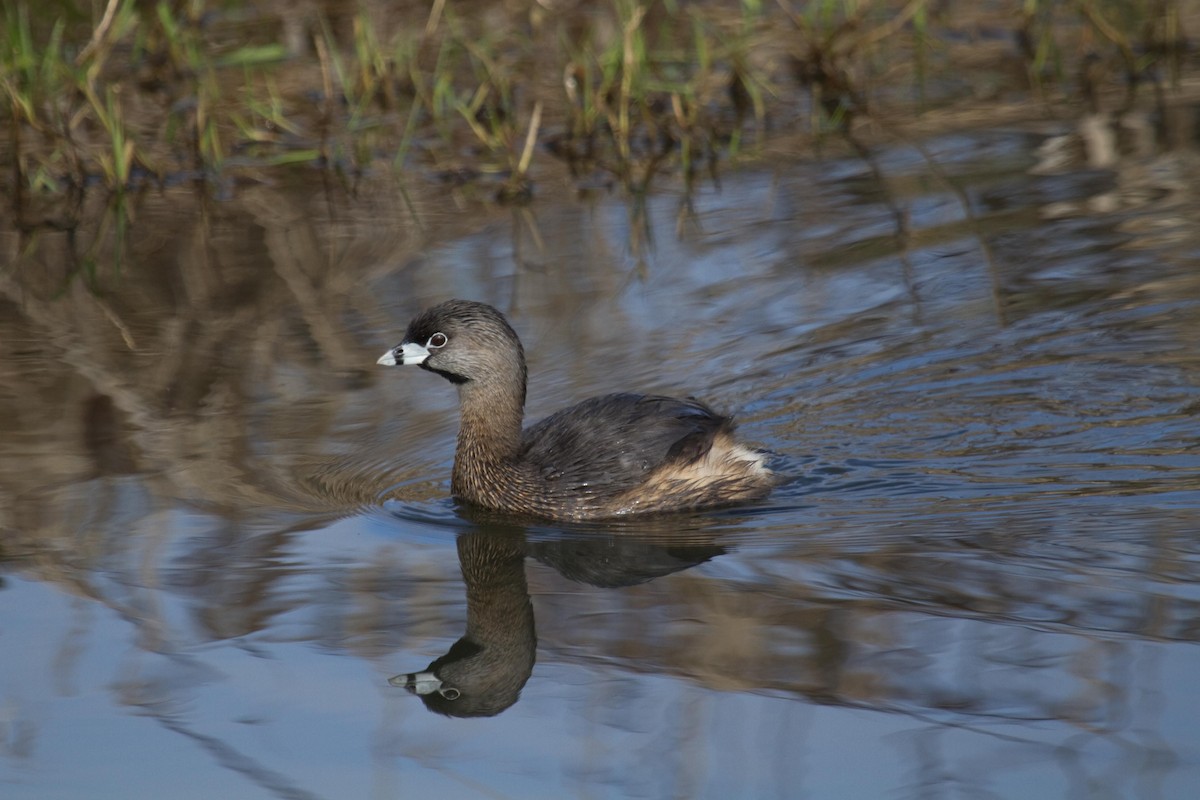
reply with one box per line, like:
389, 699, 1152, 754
3, 0, 1196, 211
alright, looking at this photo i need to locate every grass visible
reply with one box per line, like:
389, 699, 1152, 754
0, 0, 1192, 207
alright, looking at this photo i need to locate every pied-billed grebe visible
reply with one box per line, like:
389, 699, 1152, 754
378, 300, 774, 520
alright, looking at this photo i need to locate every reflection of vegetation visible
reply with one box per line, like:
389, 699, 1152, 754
0, 0, 1191, 204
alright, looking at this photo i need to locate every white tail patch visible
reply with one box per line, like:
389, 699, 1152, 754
616, 432, 774, 513
726, 442, 770, 476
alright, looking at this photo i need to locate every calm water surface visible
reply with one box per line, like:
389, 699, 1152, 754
2, 113, 1200, 799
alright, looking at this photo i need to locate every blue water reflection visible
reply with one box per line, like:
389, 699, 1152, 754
3, 109, 1200, 798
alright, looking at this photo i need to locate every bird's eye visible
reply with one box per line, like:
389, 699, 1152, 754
428, 332, 448, 348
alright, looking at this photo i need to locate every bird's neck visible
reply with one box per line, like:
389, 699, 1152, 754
455, 378, 526, 467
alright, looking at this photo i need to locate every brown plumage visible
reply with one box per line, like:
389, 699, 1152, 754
378, 300, 774, 520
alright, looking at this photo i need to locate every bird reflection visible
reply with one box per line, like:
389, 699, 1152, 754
391, 529, 534, 718
390, 517, 726, 717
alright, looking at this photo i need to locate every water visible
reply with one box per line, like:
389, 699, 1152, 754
2, 113, 1200, 799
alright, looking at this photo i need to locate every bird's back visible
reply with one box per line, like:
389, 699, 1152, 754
507, 393, 772, 518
